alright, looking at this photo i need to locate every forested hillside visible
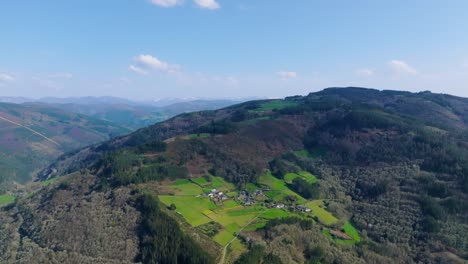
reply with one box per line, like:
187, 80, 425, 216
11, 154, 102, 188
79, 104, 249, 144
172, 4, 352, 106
1, 87, 467, 263
0, 102, 129, 192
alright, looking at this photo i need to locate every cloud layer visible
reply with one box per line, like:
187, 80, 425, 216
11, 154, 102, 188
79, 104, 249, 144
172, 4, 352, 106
277, 71, 297, 80
356, 68, 374, 77
149, 0, 220, 9
129, 54, 180, 75
194, 0, 220, 10
0, 73, 14, 82
388, 60, 417, 75
149, 0, 182, 8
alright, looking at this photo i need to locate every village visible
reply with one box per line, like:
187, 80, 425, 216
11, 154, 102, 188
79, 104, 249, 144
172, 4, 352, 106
206, 188, 312, 213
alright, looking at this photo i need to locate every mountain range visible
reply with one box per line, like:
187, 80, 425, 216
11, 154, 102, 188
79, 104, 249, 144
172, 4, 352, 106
0, 98, 244, 190
0, 88, 467, 264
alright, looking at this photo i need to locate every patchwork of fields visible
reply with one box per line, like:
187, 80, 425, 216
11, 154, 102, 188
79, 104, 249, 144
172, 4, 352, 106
158, 168, 361, 257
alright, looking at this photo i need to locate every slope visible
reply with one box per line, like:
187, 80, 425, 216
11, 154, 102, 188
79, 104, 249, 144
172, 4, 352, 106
0, 102, 130, 189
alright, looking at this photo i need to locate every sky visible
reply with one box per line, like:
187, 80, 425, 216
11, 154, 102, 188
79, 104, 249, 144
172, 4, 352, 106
1, 0, 468, 100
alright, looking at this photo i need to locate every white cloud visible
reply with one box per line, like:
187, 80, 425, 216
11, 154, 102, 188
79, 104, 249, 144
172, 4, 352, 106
356, 68, 374, 77
194, 0, 220, 10
149, 0, 183, 7
388, 60, 417, 75
129, 65, 148, 75
277, 71, 297, 80
0, 73, 14, 82
129, 54, 180, 75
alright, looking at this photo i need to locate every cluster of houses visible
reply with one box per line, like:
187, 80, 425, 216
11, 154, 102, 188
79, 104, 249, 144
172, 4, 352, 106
267, 203, 311, 212
207, 189, 229, 202
207, 188, 313, 213
237, 190, 266, 206
295, 205, 312, 212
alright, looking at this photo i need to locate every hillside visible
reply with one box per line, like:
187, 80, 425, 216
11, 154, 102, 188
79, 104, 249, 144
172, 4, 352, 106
1, 87, 467, 263
17, 98, 244, 130
0, 102, 130, 190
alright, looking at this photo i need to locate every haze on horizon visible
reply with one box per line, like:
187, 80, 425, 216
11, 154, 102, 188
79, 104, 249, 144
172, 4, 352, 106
1, 0, 468, 100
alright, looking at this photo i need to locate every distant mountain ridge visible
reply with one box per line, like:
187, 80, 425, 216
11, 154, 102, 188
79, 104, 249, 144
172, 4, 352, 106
1, 96, 252, 130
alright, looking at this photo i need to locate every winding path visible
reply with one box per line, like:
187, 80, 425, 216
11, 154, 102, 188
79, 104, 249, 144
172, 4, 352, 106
0, 114, 61, 146
218, 208, 268, 264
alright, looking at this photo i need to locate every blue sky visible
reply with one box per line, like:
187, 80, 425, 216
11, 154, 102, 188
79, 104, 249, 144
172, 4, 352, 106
1, 0, 468, 99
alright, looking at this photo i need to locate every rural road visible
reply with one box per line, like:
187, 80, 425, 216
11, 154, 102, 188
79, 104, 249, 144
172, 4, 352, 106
0, 114, 61, 146
218, 209, 268, 264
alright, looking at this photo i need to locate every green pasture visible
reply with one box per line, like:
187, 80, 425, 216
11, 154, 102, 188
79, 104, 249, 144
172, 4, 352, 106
284, 171, 317, 184
209, 176, 235, 191
343, 221, 361, 242
251, 100, 298, 112
305, 200, 338, 225
258, 172, 287, 190
159, 195, 215, 226
245, 183, 260, 192
204, 207, 263, 246
186, 133, 211, 139
261, 208, 289, 219
223, 199, 240, 208
259, 172, 305, 203
191, 177, 209, 186
168, 181, 203, 195
41, 177, 59, 186
214, 229, 235, 246
0, 195, 15, 206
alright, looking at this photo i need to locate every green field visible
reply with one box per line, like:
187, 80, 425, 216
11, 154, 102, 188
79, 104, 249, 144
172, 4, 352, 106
214, 229, 235, 246
159, 196, 215, 226
259, 172, 306, 203
245, 183, 260, 192
294, 148, 326, 159
204, 207, 263, 246
0, 195, 15, 206
251, 100, 298, 112
41, 177, 59, 186
223, 199, 240, 208
186, 133, 211, 139
284, 171, 317, 184
343, 222, 361, 242
305, 200, 338, 225
258, 172, 288, 190
261, 208, 289, 219
209, 176, 236, 191
191, 177, 209, 186
322, 222, 361, 245
168, 180, 204, 195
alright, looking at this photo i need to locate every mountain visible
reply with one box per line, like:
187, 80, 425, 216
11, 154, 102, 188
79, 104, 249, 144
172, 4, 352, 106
1, 87, 467, 263
0, 102, 130, 190
36, 96, 139, 105
0, 96, 32, 104
5, 97, 245, 130
41, 99, 244, 130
